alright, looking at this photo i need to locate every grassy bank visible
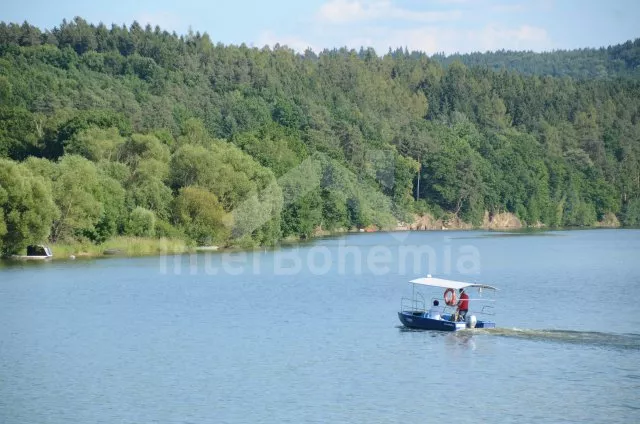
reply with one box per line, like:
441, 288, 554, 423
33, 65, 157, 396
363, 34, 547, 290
47, 216, 624, 261
51, 237, 190, 259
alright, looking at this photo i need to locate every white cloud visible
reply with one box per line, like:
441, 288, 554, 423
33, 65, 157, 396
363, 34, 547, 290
317, 0, 367, 23
343, 26, 441, 54
434, 0, 472, 4
474, 24, 551, 52
267, 1, 554, 55
319, 23, 550, 55
316, 0, 461, 24
260, 22, 552, 55
404, 24, 551, 54
490, 3, 527, 13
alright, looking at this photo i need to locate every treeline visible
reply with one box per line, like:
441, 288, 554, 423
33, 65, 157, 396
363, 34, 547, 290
1, 17, 639, 255
430, 39, 640, 79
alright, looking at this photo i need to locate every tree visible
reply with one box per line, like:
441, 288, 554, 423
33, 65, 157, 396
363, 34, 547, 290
90, 174, 126, 243
48, 110, 132, 159
50, 155, 103, 242
347, 196, 371, 228
125, 207, 156, 237
321, 189, 348, 230
128, 178, 172, 221
1, 17, 639, 245
65, 126, 125, 161
0, 159, 58, 254
423, 128, 487, 223
231, 123, 307, 177
281, 189, 322, 238
622, 198, 640, 226
120, 133, 170, 168
0, 107, 41, 160
391, 153, 420, 214
170, 141, 278, 212
172, 186, 230, 245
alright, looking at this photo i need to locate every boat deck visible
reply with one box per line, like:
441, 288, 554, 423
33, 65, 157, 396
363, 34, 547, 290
398, 310, 496, 331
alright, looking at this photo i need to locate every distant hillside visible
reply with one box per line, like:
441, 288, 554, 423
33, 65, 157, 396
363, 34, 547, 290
1, 18, 640, 254
430, 39, 640, 79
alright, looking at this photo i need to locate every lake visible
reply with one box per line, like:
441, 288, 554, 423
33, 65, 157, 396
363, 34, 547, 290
1, 229, 639, 423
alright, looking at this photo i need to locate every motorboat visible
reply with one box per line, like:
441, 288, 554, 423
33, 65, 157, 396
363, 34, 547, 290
398, 274, 497, 331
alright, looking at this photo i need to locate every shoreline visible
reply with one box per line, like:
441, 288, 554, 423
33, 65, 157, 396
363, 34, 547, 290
2, 225, 630, 263
47, 237, 190, 261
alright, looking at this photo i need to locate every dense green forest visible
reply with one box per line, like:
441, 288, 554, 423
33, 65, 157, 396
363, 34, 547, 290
1, 17, 640, 255
431, 39, 640, 79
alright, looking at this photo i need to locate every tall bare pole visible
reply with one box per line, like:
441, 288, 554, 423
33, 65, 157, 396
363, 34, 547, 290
416, 157, 421, 201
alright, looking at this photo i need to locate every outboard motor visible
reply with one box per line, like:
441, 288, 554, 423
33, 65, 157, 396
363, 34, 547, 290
466, 314, 477, 328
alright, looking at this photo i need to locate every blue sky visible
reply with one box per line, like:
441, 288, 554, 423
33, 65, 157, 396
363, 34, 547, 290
3, 0, 639, 54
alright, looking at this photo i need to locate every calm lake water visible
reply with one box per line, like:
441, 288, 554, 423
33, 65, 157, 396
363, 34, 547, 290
1, 229, 639, 423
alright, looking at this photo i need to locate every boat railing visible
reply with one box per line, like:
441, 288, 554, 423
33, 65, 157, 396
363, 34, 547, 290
467, 299, 496, 317
401, 292, 425, 313
429, 297, 495, 318
479, 304, 495, 316
401, 291, 496, 318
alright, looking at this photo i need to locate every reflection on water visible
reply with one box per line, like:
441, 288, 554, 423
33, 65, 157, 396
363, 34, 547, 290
451, 230, 563, 240
398, 325, 479, 350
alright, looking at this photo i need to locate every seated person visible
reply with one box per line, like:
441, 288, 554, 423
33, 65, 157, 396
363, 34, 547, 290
428, 300, 442, 320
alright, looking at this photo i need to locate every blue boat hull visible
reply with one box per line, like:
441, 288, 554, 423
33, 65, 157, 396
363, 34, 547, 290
398, 311, 496, 331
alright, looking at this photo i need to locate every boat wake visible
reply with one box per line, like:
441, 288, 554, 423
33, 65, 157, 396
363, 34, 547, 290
473, 328, 640, 350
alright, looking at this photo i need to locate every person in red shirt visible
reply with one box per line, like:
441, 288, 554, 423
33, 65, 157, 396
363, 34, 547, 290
457, 288, 470, 321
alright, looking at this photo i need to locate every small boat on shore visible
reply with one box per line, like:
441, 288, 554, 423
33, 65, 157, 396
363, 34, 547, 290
10, 245, 53, 261
398, 275, 497, 331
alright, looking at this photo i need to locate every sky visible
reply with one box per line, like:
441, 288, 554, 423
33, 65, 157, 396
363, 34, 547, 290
2, 0, 639, 55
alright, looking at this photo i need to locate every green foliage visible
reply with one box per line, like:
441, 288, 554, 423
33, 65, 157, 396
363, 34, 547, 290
120, 133, 170, 167
177, 118, 210, 146
622, 198, 640, 226
155, 219, 183, 239
125, 207, 156, 237
564, 196, 597, 226
170, 136, 277, 211
172, 186, 229, 245
97, 160, 130, 184
431, 39, 640, 79
392, 153, 420, 215
421, 126, 488, 224
282, 189, 323, 239
232, 123, 307, 177
230, 178, 283, 246
128, 178, 172, 220
90, 174, 126, 243
0, 107, 41, 160
1, 18, 639, 253
51, 110, 132, 158
321, 189, 349, 230
50, 155, 103, 241
279, 157, 323, 237
65, 126, 124, 161
346, 196, 371, 228
0, 159, 58, 254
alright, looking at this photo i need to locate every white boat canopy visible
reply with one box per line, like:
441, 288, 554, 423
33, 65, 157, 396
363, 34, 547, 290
409, 275, 497, 291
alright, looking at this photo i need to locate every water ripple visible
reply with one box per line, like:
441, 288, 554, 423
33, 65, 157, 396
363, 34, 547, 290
478, 328, 640, 350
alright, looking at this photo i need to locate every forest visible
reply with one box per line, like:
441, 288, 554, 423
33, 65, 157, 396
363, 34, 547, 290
1, 17, 639, 255
431, 38, 640, 79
